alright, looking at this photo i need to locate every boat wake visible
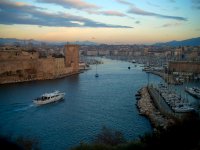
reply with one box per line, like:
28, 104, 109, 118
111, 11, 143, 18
0, 103, 36, 114
13, 104, 35, 112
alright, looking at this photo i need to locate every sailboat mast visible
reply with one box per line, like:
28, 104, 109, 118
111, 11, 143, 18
95, 62, 99, 77
96, 63, 97, 74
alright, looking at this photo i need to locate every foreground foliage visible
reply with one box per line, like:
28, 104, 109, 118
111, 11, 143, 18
0, 136, 40, 150
72, 115, 200, 150
1, 114, 200, 150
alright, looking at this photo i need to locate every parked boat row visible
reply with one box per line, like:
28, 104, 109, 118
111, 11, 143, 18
185, 87, 200, 99
156, 84, 194, 113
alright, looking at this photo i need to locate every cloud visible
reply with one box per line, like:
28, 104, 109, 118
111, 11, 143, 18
128, 6, 187, 21
191, 0, 200, 9
147, 2, 160, 7
36, 0, 100, 10
192, 0, 200, 4
160, 22, 182, 27
36, 0, 133, 18
85, 9, 127, 17
98, 10, 134, 19
115, 0, 187, 21
100, 10, 126, 17
115, 0, 133, 6
0, 0, 132, 28
135, 21, 140, 24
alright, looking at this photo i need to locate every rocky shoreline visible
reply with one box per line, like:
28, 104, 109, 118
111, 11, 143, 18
136, 87, 175, 129
0, 71, 80, 84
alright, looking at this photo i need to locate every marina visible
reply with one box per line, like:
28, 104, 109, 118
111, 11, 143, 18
0, 0, 199, 149
0, 58, 199, 150
155, 83, 194, 113
0, 58, 155, 150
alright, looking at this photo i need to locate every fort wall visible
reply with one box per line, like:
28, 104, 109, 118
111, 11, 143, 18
0, 45, 79, 84
0, 50, 39, 60
168, 61, 200, 74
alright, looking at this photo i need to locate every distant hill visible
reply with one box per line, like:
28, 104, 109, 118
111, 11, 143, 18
1, 37, 200, 46
0, 38, 22, 45
70, 41, 97, 45
0, 38, 98, 46
155, 37, 200, 47
0, 38, 42, 45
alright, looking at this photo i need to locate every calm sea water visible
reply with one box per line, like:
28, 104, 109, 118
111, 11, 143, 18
1, 58, 197, 150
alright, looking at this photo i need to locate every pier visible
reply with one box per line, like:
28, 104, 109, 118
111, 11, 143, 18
136, 87, 175, 129
136, 84, 195, 129
147, 70, 175, 84
147, 85, 185, 119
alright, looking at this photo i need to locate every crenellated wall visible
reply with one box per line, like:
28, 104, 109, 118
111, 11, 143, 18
0, 45, 79, 84
0, 50, 39, 61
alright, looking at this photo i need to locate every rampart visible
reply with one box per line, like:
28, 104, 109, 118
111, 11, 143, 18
168, 61, 200, 74
0, 45, 79, 84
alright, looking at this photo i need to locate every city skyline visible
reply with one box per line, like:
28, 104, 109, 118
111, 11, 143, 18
0, 0, 200, 44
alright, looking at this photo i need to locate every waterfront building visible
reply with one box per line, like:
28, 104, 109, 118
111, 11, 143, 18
168, 61, 200, 74
168, 61, 200, 80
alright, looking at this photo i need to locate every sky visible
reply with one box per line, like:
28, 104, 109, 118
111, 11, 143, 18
0, 0, 200, 44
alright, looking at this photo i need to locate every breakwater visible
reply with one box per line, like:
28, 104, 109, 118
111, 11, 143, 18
136, 87, 175, 129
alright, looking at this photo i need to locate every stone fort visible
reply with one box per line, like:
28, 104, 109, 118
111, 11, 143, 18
0, 45, 79, 84
168, 61, 200, 74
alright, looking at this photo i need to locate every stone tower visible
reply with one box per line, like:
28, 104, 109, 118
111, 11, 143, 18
64, 44, 79, 72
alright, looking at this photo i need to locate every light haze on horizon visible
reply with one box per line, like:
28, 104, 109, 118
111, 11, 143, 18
0, 0, 199, 44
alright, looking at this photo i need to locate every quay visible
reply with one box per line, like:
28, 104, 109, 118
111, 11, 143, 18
147, 85, 186, 119
136, 87, 175, 129
147, 70, 175, 84
136, 85, 194, 129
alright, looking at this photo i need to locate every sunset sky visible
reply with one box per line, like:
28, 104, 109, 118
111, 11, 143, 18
0, 0, 200, 44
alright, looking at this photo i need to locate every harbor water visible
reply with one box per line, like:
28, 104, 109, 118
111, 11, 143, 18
0, 58, 198, 150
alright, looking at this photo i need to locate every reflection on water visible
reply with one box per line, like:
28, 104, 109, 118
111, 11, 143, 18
0, 58, 198, 150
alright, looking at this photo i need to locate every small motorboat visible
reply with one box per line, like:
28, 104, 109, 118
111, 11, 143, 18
95, 73, 99, 77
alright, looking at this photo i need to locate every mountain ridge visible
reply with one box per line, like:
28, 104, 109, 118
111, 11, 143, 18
154, 37, 200, 46
0, 38, 98, 46
0, 37, 200, 46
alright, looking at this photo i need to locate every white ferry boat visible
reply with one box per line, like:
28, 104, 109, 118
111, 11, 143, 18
33, 90, 65, 105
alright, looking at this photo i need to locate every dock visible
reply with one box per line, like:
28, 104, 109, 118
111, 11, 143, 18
147, 70, 175, 84
136, 85, 194, 129
136, 87, 175, 129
